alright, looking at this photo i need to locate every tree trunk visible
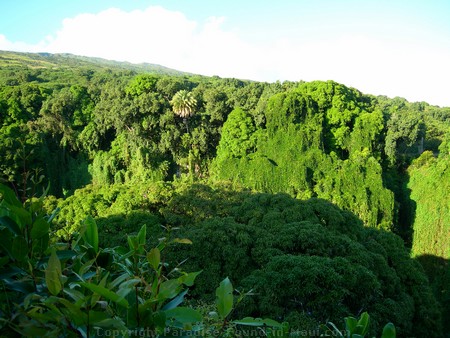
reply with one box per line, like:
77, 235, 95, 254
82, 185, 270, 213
183, 118, 189, 133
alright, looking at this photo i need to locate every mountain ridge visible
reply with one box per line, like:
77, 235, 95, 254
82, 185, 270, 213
0, 50, 188, 76
1, 50, 448, 108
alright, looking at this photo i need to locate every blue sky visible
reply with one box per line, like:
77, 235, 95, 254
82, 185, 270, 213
1, 0, 450, 106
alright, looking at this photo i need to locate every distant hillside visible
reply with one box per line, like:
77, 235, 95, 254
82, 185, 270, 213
0, 50, 187, 75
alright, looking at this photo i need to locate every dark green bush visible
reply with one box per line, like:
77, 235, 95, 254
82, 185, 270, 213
162, 184, 443, 337
97, 211, 162, 248
37, 181, 444, 337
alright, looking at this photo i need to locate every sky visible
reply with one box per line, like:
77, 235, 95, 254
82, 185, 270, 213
1, 0, 450, 107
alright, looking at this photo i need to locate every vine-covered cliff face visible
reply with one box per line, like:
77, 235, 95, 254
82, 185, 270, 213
213, 81, 396, 230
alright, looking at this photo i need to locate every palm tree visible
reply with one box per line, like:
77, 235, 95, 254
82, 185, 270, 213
170, 90, 197, 132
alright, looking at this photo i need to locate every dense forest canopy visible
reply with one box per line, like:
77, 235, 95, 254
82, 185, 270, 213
0, 51, 449, 337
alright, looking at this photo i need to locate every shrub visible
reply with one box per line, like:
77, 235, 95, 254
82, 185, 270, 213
163, 184, 443, 337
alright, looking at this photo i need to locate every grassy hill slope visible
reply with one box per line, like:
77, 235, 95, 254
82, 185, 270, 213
0, 50, 187, 75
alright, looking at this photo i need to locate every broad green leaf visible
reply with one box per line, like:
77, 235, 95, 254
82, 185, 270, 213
77, 328, 87, 337
56, 250, 76, 261
12, 235, 28, 261
58, 298, 88, 325
344, 316, 358, 334
44, 295, 61, 305
110, 273, 130, 289
158, 279, 182, 300
79, 258, 96, 276
324, 322, 345, 337
153, 311, 167, 330
162, 289, 188, 311
156, 240, 166, 252
147, 247, 160, 270
151, 275, 159, 294
0, 228, 12, 254
81, 282, 129, 308
115, 287, 134, 300
24, 297, 46, 313
0, 216, 21, 236
139, 299, 157, 314
91, 272, 110, 306
94, 317, 127, 331
233, 317, 283, 327
381, 323, 396, 338
137, 224, 146, 246
178, 270, 202, 287
3, 278, 35, 294
164, 307, 202, 324
114, 262, 133, 276
355, 312, 370, 335
9, 205, 32, 229
63, 288, 85, 303
99, 272, 109, 287
30, 218, 50, 240
127, 235, 138, 251
172, 238, 193, 245
32, 234, 49, 254
82, 216, 98, 254
19, 325, 50, 337
45, 248, 62, 295
215, 277, 233, 319
0, 184, 22, 208
88, 310, 109, 324
116, 279, 141, 298
0, 255, 9, 268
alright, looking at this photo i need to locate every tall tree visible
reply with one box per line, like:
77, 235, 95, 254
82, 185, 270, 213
170, 89, 197, 132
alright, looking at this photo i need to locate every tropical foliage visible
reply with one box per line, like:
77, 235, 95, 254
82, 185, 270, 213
1, 51, 449, 337
0, 184, 400, 337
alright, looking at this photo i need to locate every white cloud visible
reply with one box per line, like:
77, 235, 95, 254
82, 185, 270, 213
45, 7, 198, 66
264, 33, 450, 106
36, 6, 267, 81
1, 6, 449, 107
